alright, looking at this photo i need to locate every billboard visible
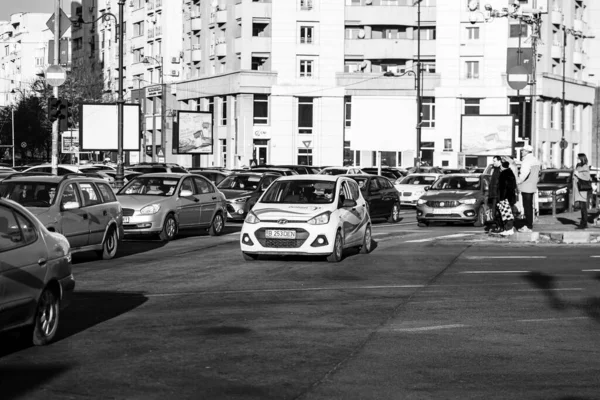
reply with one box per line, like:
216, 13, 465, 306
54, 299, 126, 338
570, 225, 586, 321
174, 110, 213, 154
79, 103, 141, 151
461, 115, 515, 156
61, 130, 79, 153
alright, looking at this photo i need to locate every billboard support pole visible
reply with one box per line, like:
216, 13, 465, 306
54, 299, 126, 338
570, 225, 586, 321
51, 0, 60, 175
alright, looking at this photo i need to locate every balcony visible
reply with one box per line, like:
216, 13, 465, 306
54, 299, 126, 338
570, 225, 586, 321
192, 44, 202, 62
345, 38, 434, 60
215, 42, 227, 57
191, 17, 202, 31
551, 44, 562, 59
184, 18, 191, 32
551, 10, 562, 25
147, 27, 154, 39
345, 4, 435, 26
573, 19, 584, 33
184, 49, 192, 64
216, 9, 227, 24
573, 50, 585, 65
251, 36, 271, 53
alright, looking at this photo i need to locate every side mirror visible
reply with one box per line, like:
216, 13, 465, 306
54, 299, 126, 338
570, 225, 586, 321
342, 198, 357, 208
180, 189, 193, 197
61, 201, 80, 211
424, 186, 430, 191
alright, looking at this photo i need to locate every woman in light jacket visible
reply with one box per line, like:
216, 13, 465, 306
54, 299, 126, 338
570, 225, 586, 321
574, 153, 591, 229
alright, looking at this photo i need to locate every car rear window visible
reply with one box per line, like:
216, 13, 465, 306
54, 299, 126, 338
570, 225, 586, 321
131, 167, 168, 173
171, 167, 188, 173
79, 183, 103, 206
0, 182, 59, 207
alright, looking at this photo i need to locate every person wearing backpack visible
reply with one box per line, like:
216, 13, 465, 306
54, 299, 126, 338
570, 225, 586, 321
574, 153, 592, 229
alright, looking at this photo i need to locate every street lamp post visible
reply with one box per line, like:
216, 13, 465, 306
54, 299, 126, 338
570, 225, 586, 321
415, 0, 422, 168
75, 0, 126, 188
142, 56, 165, 163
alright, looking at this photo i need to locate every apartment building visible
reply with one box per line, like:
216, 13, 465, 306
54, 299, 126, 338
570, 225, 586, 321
0, 13, 55, 107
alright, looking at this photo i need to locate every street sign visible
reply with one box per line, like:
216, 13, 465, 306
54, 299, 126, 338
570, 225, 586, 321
146, 85, 163, 97
507, 65, 529, 90
21, 142, 27, 148
48, 39, 70, 65
560, 138, 568, 150
302, 141, 312, 148
45, 64, 66, 87
157, 149, 164, 157
46, 9, 71, 39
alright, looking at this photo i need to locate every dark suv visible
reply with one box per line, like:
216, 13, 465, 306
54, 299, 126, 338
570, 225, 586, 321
216, 172, 281, 221
0, 173, 124, 259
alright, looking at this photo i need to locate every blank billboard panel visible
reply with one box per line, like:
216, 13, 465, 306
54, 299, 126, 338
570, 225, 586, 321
79, 103, 141, 151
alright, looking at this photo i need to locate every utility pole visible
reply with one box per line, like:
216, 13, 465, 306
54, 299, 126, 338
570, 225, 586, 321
561, 19, 567, 168
11, 107, 15, 168
51, 0, 60, 175
415, 0, 422, 168
115, 0, 126, 188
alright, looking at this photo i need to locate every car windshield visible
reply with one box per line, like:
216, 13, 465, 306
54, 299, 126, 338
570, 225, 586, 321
217, 175, 261, 190
118, 177, 180, 196
261, 180, 336, 204
398, 175, 438, 185
430, 176, 481, 190
0, 182, 59, 207
540, 171, 571, 183
320, 168, 347, 175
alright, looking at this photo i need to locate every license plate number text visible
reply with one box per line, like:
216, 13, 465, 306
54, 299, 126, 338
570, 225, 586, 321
266, 230, 296, 239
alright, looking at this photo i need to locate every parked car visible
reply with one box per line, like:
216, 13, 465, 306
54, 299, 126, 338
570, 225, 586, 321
442, 168, 469, 174
189, 169, 231, 185
406, 166, 444, 174
23, 164, 99, 176
468, 167, 486, 174
249, 167, 299, 176
252, 164, 320, 175
416, 174, 490, 227
128, 163, 189, 174
537, 169, 573, 213
394, 173, 442, 206
240, 175, 372, 262
360, 167, 404, 181
318, 166, 365, 175
0, 166, 16, 180
345, 174, 401, 223
217, 172, 281, 221
102, 170, 143, 188
0, 198, 75, 345
117, 173, 227, 241
0, 174, 124, 259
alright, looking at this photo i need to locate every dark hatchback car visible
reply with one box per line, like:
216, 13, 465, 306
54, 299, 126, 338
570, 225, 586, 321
360, 167, 404, 181
190, 169, 231, 185
249, 167, 298, 176
537, 169, 573, 213
416, 174, 490, 227
344, 174, 401, 223
216, 172, 281, 221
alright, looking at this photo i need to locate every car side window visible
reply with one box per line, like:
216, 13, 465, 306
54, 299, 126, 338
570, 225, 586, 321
0, 205, 23, 252
14, 211, 37, 245
348, 181, 360, 200
378, 178, 391, 190
260, 176, 276, 191
96, 183, 117, 203
79, 182, 102, 206
370, 179, 381, 192
193, 177, 213, 194
181, 178, 196, 194
60, 183, 82, 209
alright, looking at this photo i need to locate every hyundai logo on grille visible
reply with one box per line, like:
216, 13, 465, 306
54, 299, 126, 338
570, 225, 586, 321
277, 219, 288, 224
440, 202, 445, 207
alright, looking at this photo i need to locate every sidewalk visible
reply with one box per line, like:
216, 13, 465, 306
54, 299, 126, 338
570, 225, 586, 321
486, 209, 600, 244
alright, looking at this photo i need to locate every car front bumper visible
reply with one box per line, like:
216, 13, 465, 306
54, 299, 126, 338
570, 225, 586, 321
416, 203, 479, 222
226, 202, 248, 221
240, 223, 336, 255
122, 213, 164, 235
538, 196, 567, 210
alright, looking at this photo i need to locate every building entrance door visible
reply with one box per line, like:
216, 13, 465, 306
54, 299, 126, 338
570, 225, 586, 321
253, 139, 269, 165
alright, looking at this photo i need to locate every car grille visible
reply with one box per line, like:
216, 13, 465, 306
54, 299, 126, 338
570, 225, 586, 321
122, 208, 135, 217
426, 201, 459, 208
538, 191, 552, 196
425, 213, 462, 218
402, 192, 412, 196
255, 228, 309, 248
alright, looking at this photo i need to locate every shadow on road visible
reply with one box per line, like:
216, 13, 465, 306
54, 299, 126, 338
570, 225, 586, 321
0, 364, 71, 399
177, 224, 242, 239
251, 239, 379, 263
524, 272, 600, 323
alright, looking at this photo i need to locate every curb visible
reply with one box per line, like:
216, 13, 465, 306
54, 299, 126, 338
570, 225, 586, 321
489, 231, 600, 244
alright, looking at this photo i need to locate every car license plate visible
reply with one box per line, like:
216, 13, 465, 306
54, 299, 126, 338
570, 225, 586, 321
266, 229, 296, 239
432, 208, 454, 214
538, 198, 551, 203
123, 217, 130, 223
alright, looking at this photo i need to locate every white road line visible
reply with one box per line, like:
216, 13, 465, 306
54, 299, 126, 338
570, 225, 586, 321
589, 256, 600, 258
145, 284, 425, 298
464, 256, 546, 259
517, 317, 587, 323
405, 233, 474, 243
392, 324, 468, 332
509, 288, 583, 292
459, 271, 530, 274
582, 269, 600, 272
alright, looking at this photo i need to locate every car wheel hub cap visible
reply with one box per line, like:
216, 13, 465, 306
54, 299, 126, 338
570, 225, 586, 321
215, 216, 223, 231
167, 220, 175, 236
365, 228, 371, 250
40, 295, 56, 336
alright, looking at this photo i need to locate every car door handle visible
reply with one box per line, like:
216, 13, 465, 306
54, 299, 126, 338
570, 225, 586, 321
212, 197, 217, 200
38, 258, 47, 267
194, 198, 200, 203
82, 214, 88, 220
103, 210, 108, 216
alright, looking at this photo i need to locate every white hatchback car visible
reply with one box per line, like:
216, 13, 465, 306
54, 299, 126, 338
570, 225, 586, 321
240, 175, 372, 262
394, 173, 442, 206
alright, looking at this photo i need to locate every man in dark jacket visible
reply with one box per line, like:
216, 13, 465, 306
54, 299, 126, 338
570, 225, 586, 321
497, 159, 518, 235
488, 156, 502, 232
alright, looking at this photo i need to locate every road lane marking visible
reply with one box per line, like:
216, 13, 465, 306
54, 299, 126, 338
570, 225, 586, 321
145, 284, 426, 298
405, 233, 474, 243
392, 324, 468, 332
464, 256, 546, 259
582, 269, 600, 272
590, 256, 600, 258
509, 288, 583, 292
459, 271, 530, 274
517, 317, 587, 323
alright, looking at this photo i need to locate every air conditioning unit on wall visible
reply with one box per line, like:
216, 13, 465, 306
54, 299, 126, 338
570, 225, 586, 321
171, 70, 179, 76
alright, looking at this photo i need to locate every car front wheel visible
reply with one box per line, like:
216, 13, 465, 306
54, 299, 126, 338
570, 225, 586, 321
359, 225, 372, 254
388, 202, 401, 223
159, 214, 177, 241
327, 231, 343, 263
97, 226, 118, 260
473, 206, 485, 227
209, 212, 225, 236
32, 288, 60, 346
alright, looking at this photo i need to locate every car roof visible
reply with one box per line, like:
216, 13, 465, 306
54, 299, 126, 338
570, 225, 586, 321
0, 173, 107, 183
129, 173, 189, 178
274, 174, 345, 182
228, 171, 278, 177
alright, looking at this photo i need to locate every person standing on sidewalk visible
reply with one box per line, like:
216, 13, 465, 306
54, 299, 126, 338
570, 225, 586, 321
498, 159, 518, 235
573, 153, 591, 229
488, 156, 502, 232
516, 145, 541, 233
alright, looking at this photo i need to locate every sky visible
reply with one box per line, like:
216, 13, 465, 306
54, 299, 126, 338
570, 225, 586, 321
0, 0, 74, 21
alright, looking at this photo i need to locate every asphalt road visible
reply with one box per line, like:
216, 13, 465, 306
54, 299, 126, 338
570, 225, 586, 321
1, 211, 599, 400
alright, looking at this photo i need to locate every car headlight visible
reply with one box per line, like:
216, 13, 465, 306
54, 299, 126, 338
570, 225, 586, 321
233, 196, 251, 203
244, 211, 260, 224
140, 204, 161, 214
307, 211, 331, 225
555, 187, 567, 195
417, 199, 427, 205
459, 198, 477, 205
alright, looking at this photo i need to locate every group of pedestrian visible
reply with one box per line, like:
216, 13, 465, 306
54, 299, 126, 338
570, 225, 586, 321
487, 145, 592, 235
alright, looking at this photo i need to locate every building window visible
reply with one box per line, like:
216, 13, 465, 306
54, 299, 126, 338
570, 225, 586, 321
298, 97, 313, 134
572, 105, 579, 131
380, 151, 399, 167
466, 26, 479, 40
298, 148, 313, 165
345, 96, 351, 127
133, 47, 145, 63
344, 141, 361, 166
421, 61, 436, 73
421, 97, 435, 128
550, 102, 560, 129
251, 56, 269, 71
444, 139, 452, 151
300, 0, 313, 11
133, 74, 143, 89
299, 59, 313, 77
300, 26, 313, 44
418, 27, 436, 40
465, 60, 479, 79
463, 98, 480, 115
509, 24, 528, 38
253, 94, 269, 125
133, 21, 144, 37
221, 139, 227, 166
221, 97, 227, 125
252, 21, 269, 37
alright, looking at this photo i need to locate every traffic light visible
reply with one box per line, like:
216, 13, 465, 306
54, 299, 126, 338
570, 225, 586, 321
58, 100, 70, 131
48, 97, 60, 122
